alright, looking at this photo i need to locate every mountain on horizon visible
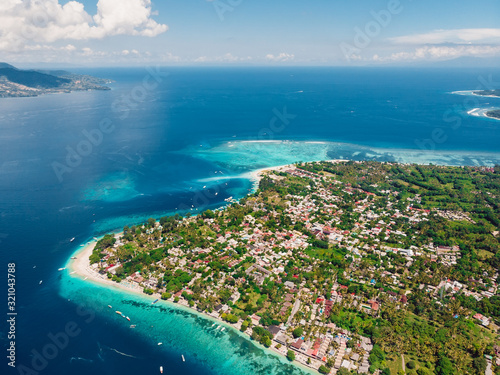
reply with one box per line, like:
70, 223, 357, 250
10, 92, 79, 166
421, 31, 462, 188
0, 62, 111, 98
0, 62, 71, 89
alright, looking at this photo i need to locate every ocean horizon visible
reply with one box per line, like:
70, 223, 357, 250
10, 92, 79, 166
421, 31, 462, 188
1, 66, 500, 375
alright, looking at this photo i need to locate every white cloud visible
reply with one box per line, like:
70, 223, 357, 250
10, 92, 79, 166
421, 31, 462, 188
265, 53, 295, 62
193, 53, 251, 63
390, 28, 500, 45
372, 45, 500, 62
0, 0, 168, 51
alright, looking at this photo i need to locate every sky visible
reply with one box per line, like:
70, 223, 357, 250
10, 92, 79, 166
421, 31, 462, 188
0, 0, 499, 66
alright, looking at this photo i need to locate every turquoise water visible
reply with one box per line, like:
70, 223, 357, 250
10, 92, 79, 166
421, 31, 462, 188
60, 273, 314, 375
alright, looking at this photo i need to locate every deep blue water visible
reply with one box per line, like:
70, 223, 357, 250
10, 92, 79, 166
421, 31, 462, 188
1, 67, 500, 375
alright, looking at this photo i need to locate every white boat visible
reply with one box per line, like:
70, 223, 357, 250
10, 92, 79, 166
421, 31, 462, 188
58, 267, 66, 271
211, 323, 215, 327
160, 366, 163, 374
71, 256, 78, 259
108, 305, 112, 308
130, 325, 136, 328
221, 327, 225, 332
70, 271, 76, 274
182, 355, 185, 362
70, 237, 75, 242
126, 316, 131, 321
39, 280, 43, 285
158, 342, 163, 346
84, 277, 88, 280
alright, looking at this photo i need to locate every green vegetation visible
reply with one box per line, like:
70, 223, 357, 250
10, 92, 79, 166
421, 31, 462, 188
89, 161, 500, 374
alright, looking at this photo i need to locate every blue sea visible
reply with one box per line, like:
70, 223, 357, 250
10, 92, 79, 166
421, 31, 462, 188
1, 67, 500, 375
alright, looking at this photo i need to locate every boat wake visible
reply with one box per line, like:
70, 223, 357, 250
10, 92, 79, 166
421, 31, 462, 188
101, 344, 140, 359
70, 356, 94, 364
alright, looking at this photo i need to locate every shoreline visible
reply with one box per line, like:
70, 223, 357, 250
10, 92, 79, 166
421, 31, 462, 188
65, 162, 322, 374
65, 241, 317, 375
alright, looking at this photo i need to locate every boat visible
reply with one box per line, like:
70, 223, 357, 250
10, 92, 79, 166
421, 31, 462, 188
84, 277, 88, 280
152, 299, 159, 304
211, 323, 215, 327
108, 305, 112, 308
70, 237, 75, 242
130, 325, 136, 328
182, 355, 185, 362
221, 327, 225, 332
70, 271, 76, 274
115, 311, 122, 315
126, 316, 131, 321
58, 267, 66, 271
160, 366, 163, 374
71, 256, 78, 259
39, 280, 43, 285
158, 342, 163, 346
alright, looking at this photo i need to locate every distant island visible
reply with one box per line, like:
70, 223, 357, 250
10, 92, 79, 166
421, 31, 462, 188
70, 160, 500, 375
0, 62, 111, 98
486, 110, 500, 120
473, 89, 500, 98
